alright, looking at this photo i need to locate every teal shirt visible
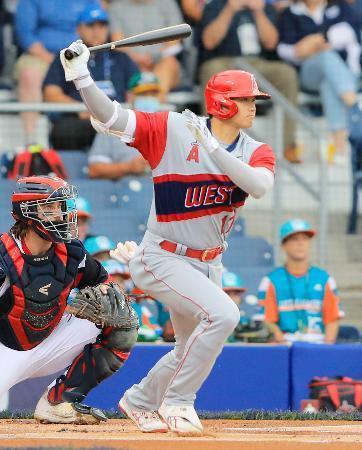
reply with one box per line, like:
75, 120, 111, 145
258, 266, 342, 334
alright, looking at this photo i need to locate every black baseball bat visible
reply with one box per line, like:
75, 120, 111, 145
64, 23, 192, 60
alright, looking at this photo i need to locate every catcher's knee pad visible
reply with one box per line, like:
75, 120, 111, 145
104, 325, 138, 351
49, 327, 138, 404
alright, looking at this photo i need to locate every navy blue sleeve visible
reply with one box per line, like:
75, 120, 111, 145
199, 1, 224, 34
111, 53, 139, 101
42, 55, 81, 100
339, 1, 361, 42
278, 9, 299, 45
76, 253, 108, 289
43, 56, 67, 91
265, 4, 278, 26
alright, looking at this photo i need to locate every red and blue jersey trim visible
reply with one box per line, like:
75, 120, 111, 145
153, 173, 248, 222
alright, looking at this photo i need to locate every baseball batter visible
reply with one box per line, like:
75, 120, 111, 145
61, 40, 275, 434
0, 176, 138, 423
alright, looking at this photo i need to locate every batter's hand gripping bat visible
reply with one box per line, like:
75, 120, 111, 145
64, 23, 192, 60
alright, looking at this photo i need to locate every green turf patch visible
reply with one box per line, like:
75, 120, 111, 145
1, 409, 362, 421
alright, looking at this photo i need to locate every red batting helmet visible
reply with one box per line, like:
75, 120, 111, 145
205, 70, 271, 120
12, 176, 78, 243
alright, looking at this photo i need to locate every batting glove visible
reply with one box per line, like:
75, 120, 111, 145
60, 40, 90, 82
182, 109, 219, 153
110, 241, 138, 264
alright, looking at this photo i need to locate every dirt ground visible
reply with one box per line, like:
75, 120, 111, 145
1, 419, 362, 450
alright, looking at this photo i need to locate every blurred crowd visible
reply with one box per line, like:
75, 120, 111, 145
73, 194, 346, 345
0, 0, 359, 344
1, 0, 362, 164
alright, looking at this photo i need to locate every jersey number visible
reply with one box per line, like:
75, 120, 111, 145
221, 213, 235, 237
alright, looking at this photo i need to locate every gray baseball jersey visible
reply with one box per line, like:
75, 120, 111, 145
129, 111, 275, 249
122, 109, 275, 411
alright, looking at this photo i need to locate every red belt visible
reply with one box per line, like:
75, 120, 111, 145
160, 240, 223, 262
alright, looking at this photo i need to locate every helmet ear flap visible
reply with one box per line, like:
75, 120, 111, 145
214, 97, 238, 120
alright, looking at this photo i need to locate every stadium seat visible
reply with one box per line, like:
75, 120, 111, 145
0, 214, 12, 234
223, 265, 273, 295
0, 179, 15, 234
337, 325, 361, 342
91, 208, 146, 244
223, 235, 274, 268
116, 175, 153, 223
74, 179, 120, 209
228, 217, 245, 236
58, 150, 88, 179
0, 179, 15, 210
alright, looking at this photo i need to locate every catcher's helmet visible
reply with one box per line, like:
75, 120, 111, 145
205, 70, 270, 120
12, 175, 78, 243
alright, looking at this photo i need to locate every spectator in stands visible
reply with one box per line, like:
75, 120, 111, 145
223, 270, 271, 343
100, 0, 110, 9
101, 258, 131, 291
346, 0, 362, 24
179, 0, 208, 24
258, 219, 344, 344
108, 0, 183, 101
0, 0, 18, 83
267, 0, 291, 12
131, 287, 164, 342
199, 0, 301, 163
155, 301, 175, 342
84, 235, 115, 262
277, 0, 360, 163
129, 71, 163, 113
14, 0, 92, 144
87, 72, 165, 179
75, 196, 94, 242
43, 3, 139, 151
0, 1, 4, 76
222, 270, 247, 311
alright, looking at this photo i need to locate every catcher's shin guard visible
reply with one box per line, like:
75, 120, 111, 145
49, 326, 138, 404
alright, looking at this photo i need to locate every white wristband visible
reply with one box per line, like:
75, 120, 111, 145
74, 74, 93, 90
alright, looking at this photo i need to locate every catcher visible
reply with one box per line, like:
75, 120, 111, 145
0, 175, 138, 423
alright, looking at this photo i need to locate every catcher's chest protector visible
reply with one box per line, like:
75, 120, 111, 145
0, 233, 84, 350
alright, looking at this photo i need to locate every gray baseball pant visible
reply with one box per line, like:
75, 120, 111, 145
125, 231, 240, 408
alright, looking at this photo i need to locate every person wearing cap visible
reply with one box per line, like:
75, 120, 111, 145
223, 270, 270, 343
84, 235, 115, 262
86, 72, 162, 180
60, 32, 276, 428
128, 72, 163, 113
222, 270, 247, 308
198, 0, 301, 163
130, 287, 163, 343
76, 196, 94, 242
258, 219, 343, 344
222, 270, 253, 325
43, 3, 139, 150
14, 0, 91, 145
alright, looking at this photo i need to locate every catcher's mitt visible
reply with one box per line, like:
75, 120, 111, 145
67, 282, 139, 329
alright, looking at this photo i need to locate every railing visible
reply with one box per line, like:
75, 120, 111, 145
0, 84, 329, 265
236, 58, 329, 267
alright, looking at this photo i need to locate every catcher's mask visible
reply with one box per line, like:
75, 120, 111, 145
12, 175, 78, 243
